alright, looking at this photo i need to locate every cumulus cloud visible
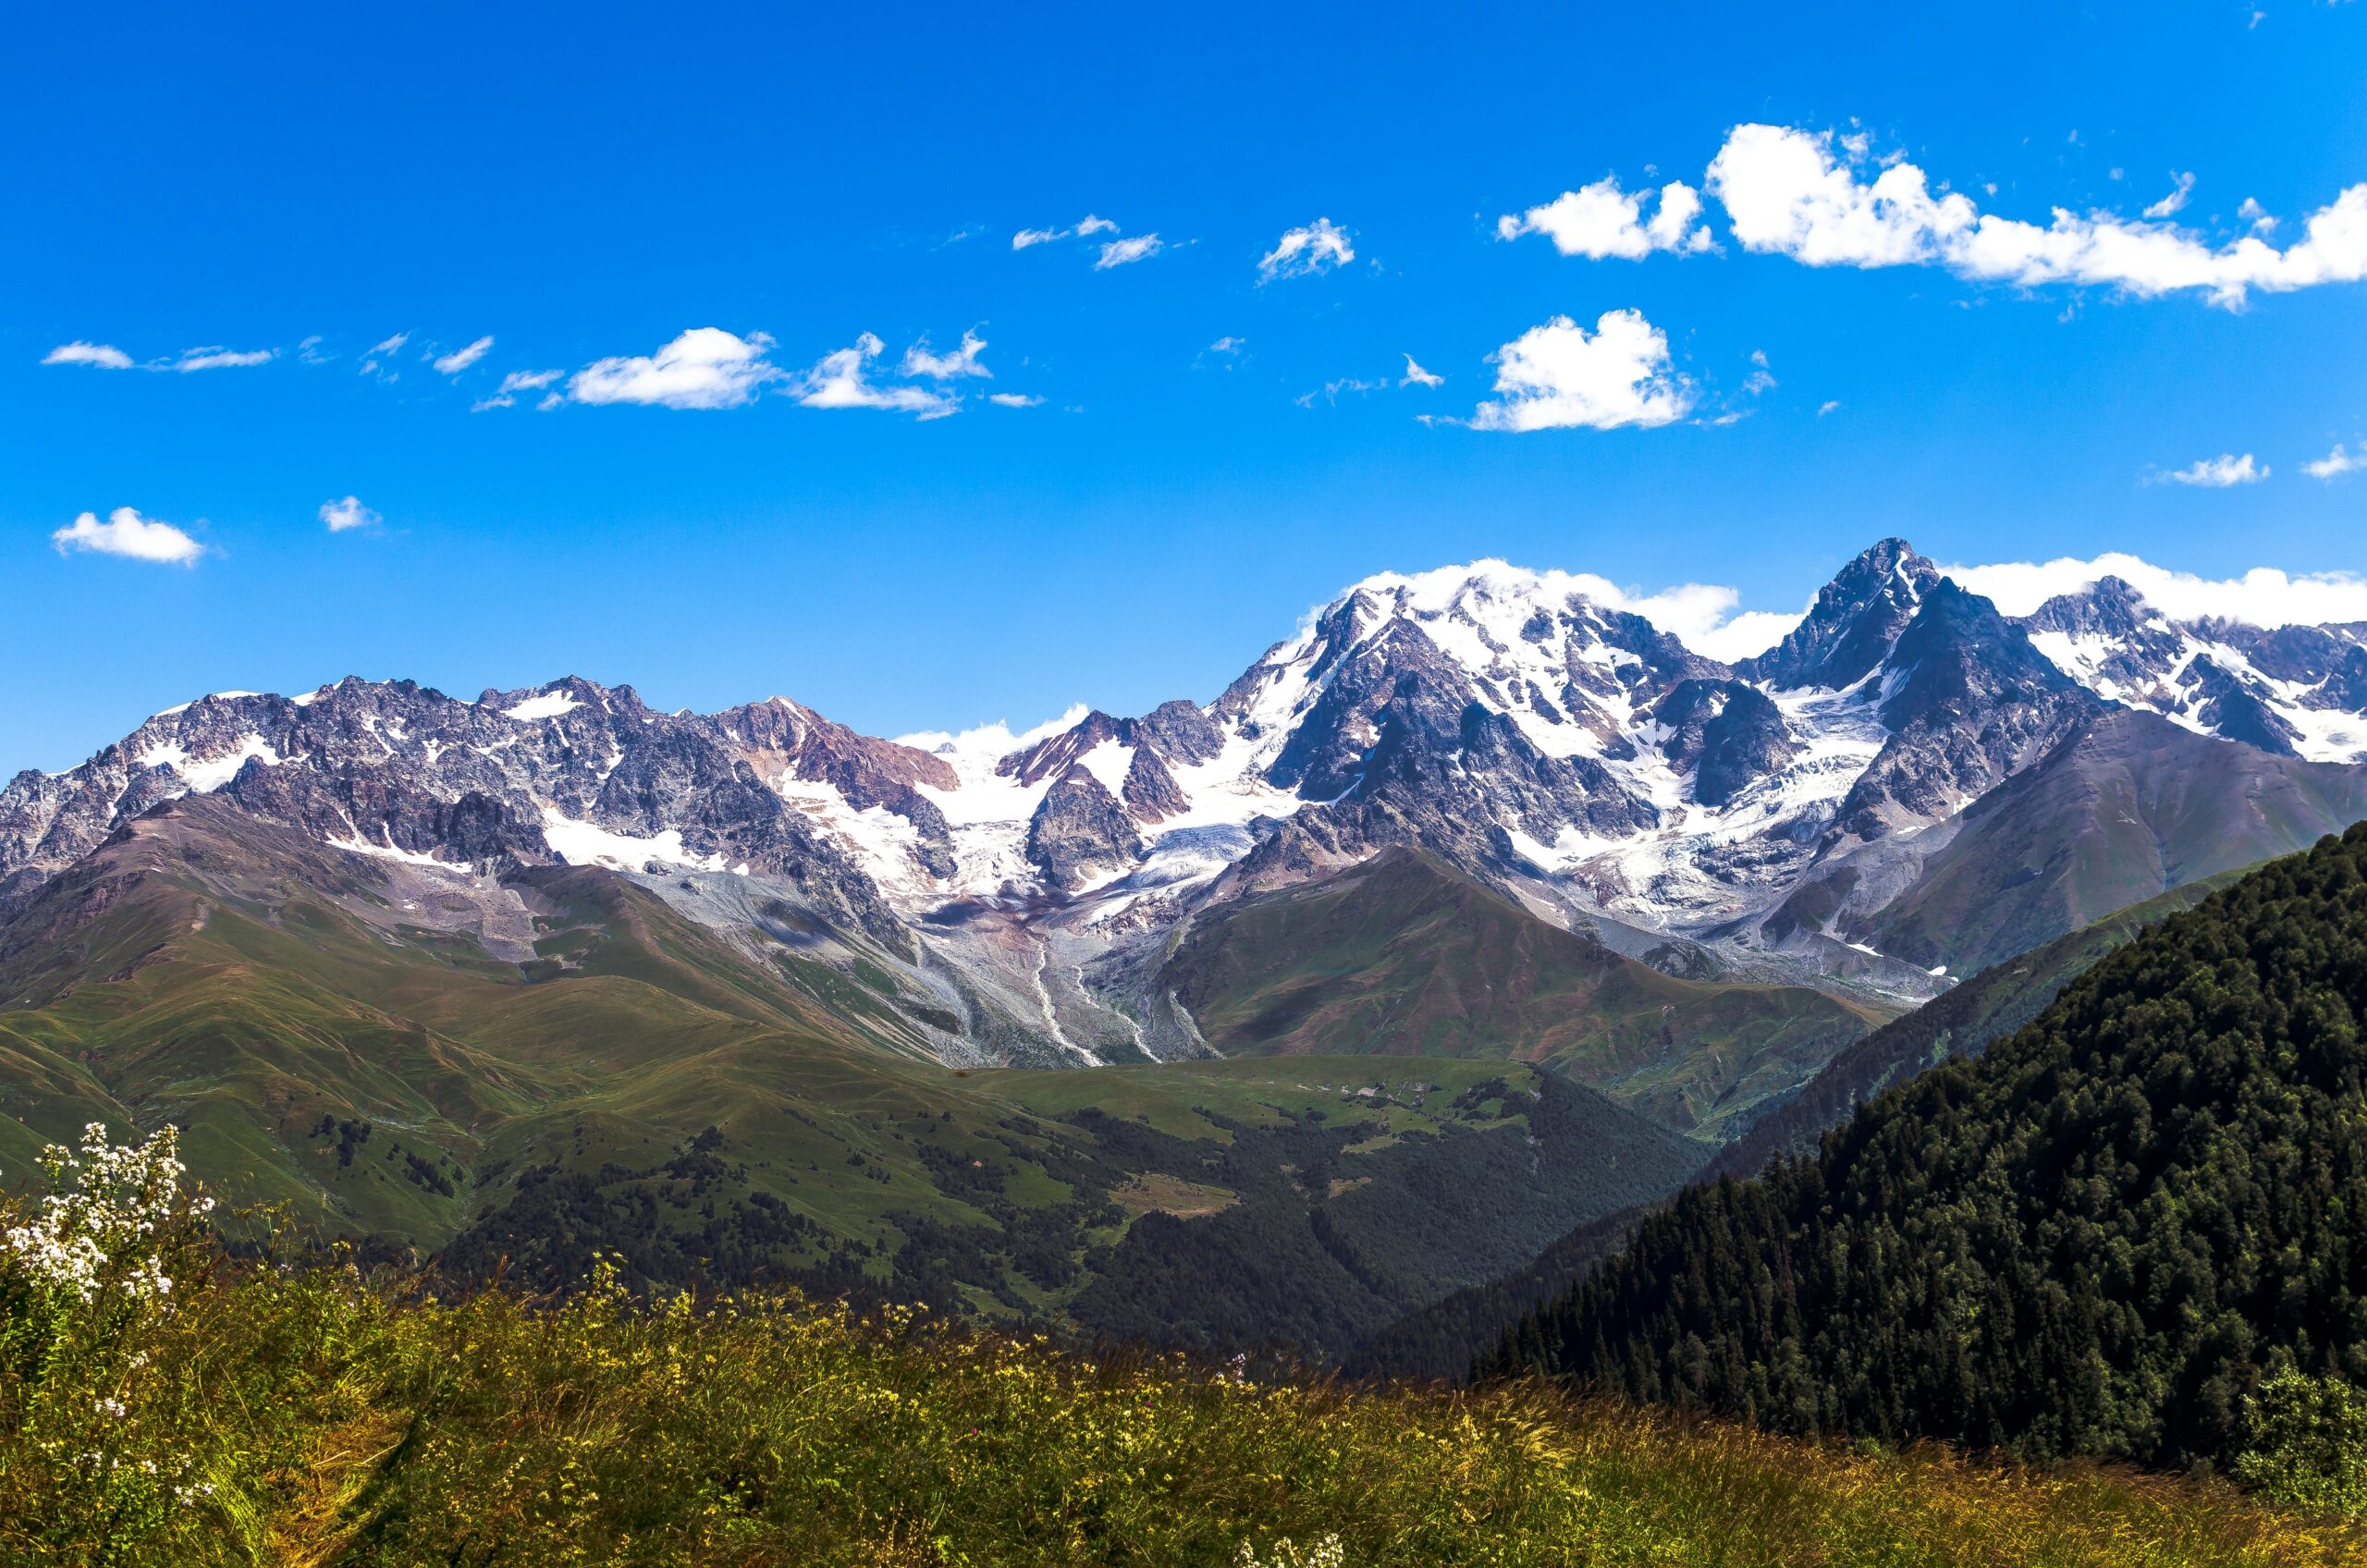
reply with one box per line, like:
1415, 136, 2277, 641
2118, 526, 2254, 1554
2154, 452, 2267, 486
318, 496, 380, 533
43, 341, 134, 369
570, 328, 784, 410
1257, 217, 1355, 281
987, 392, 1044, 408
1705, 122, 2367, 308
1400, 354, 1443, 388
1468, 309, 1694, 432
2305, 443, 2362, 479
791, 333, 958, 417
901, 328, 991, 380
50, 507, 204, 565
432, 336, 494, 375
1012, 214, 1119, 249
1094, 234, 1164, 269
898, 704, 1089, 762
1945, 551, 2367, 627
1496, 177, 1713, 259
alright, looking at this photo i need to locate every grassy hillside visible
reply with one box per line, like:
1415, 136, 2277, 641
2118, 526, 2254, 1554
0, 798, 1699, 1364
1159, 848, 1887, 1139
3, 1182, 2350, 1568
1867, 711, 2367, 974
1489, 822, 2367, 1475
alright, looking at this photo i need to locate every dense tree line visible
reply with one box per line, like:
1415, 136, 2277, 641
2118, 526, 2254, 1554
1484, 824, 2367, 1473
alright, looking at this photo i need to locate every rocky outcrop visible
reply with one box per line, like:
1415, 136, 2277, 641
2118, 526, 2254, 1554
1025, 766, 1143, 890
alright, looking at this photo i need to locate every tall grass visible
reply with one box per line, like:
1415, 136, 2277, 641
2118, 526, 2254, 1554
4, 1132, 2361, 1567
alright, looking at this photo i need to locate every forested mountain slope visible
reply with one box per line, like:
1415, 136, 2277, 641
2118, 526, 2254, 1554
1483, 823, 2367, 1472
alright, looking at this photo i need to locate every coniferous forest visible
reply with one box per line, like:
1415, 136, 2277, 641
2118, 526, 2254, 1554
1485, 822, 2367, 1475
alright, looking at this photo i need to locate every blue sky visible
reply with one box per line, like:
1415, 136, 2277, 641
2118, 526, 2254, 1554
6, 0, 2366, 771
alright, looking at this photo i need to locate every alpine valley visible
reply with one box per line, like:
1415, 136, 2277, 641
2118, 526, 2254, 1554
6, 537, 2367, 1361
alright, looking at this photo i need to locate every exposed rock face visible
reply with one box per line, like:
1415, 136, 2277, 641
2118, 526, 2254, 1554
1741, 538, 1939, 691
1829, 581, 2097, 844
2015, 578, 2367, 763
1025, 766, 1143, 890
0, 677, 910, 951
1650, 680, 1797, 808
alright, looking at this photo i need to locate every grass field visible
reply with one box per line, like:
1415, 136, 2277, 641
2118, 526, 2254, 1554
4, 1165, 2357, 1568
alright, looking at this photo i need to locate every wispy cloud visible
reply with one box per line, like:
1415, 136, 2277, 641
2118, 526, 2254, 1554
570, 328, 784, 410
1257, 217, 1355, 282
43, 341, 134, 369
791, 333, 958, 417
318, 496, 380, 533
1094, 233, 1164, 270
1012, 214, 1118, 250
2141, 171, 2197, 220
472, 368, 563, 411
1400, 354, 1443, 388
2152, 452, 2268, 486
1468, 309, 1694, 432
432, 336, 494, 375
1706, 122, 2367, 308
170, 346, 276, 372
51, 507, 205, 565
1497, 177, 1713, 259
987, 392, 1044, 408
901, 328, 991, 380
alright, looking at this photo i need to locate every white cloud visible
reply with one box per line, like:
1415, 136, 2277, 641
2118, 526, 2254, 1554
2142, 171, 2196, 219
899, 704, 1088, 762
1945, 551, 2367, 627
171, 346, 276, 371
2155, 452, 2267, 486
1208, 336, 1244, 354
570, 327, 784, 410
791, 333, 958, 417
1257, 217, 1355, 282
901, 328, 991, 380
1013, 214, 1119, 250
2239, 196, 2277, 236
43, 341, 134, 369
1095, 234, 1164, 269
1817, 399, 1841, 416
370, 332, 410, 355
987, 392, 1044, 408
1496, 177, 1713, 259
299, 335, 331, 364
318, 495, 380, 533
50, 507, 204, 565
2304, 443, 2362, 479
1400, 353, 1443, 388
1469, 308, 1694, 432
472, 368, 563, 411
1706, 122, 2367, 309
433, 336, 494, 375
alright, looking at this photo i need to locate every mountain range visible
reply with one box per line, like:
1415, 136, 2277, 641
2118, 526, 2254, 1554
7, 539, 2364, 1113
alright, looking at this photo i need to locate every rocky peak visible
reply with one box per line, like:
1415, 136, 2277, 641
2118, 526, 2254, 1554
1741, 538, 1939, 692
2027, 575, 2152, 639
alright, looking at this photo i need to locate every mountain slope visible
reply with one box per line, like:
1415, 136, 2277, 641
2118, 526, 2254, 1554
1158, 848, 1885, 1137
0, 795, 1698, 1361
1484, 822, 2367, 1472
1350, 868, 2247, 1385
1863, 710, 2367, 973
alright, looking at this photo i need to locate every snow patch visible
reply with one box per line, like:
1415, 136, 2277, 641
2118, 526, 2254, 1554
504, 692, 583, 721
